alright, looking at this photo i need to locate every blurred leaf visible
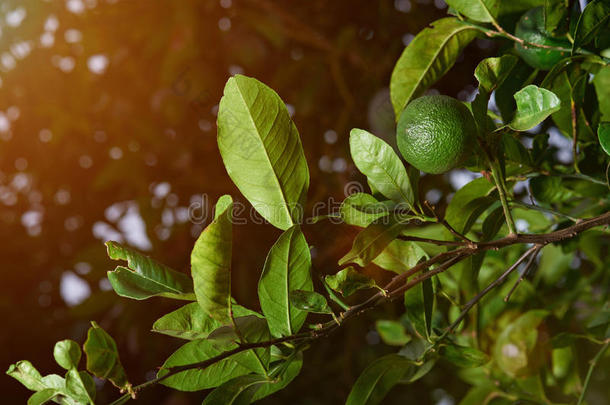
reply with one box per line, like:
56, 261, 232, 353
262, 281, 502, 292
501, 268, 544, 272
349, 128, 414, 206
345, 354, 413, 405
440, 344, 489, 368
444, 0, 500, 23
202, 374, 271, 405
53, 340, 81, 371
106, 241, 194, 300
339, 217, 408, 267
509, 85, 561, 131
572, 0, 610, 52
217, 75, 309, 230
481, 205, 505, 241
445, 177, 495, 234
83, 322, 130, 391
551, 346, 572, 379
288, 290, 331, 314
340, 193, 390, 228
375, 320, 411, 346
158, 339, 251, 391
598, 122, 610, 156
399, 337, 434, 361
529, 176, 575, 204
493, 310, 549, 378
537, 243, 573, 285
258, 225, 313, 337
593, 66, 610, 120
191, 196, 233, 324
373, 240, 427, 274
325, 267, 377, 297
152, 303, 260, 341
404, 274, 434, 340
390, 18, 478, 116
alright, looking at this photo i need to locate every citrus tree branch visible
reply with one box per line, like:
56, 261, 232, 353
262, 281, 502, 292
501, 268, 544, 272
108, 211, 610, 404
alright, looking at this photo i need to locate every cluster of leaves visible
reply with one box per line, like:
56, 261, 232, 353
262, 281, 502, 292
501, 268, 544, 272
7, 0, 610, 404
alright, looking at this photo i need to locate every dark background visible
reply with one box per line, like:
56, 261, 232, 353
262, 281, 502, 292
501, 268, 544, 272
0, 1, 497, 403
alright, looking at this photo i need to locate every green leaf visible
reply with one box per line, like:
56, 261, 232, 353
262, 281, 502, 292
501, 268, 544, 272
345, 354, 413, 405
152, 302, 260, 340
325, 267, 377, 297
445, 177, 495, 234
53, 340, 81, 370
598, 122, 610, 156
390, 18, 478, 117
444, 0, 500, 23
495, 60, 536, 123
509, 85, 561, 131
340, 193, 390, 228
207, 316, 271, 375
349, 128, 413, 206
258, 225, 313, 337
202, 374, 271, 405
65, 369, 95, 404
217, 74, 309, 230
493, 310, 549, 378
83, 321, 130, 391
191, 195, 233, 324
440, 344, 489, 368
404, 273, 434, 340
6, 361, 47, 391
251, 352, 303, 401
106, 241, 194, 300
158, 339, 251, 391
481, 205, 505, 241
27, 389, 58, 405
472, 55, 518, 126
339, 217, 408, 267
373, 240, 427, 274
544, 0, 571, 35
375, 320, 411, 346
572, 0, 610, 53
289, 290, 332, 314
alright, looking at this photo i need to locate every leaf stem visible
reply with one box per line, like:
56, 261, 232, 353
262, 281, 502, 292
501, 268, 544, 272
489, 158, 517, 235
577, 339, 610, 405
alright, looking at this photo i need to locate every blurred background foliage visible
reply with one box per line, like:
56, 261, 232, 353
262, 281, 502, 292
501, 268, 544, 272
4, 1, 604, 404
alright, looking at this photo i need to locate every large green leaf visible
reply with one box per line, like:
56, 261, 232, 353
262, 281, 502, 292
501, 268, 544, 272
83, 321, 130, 391
544, 0, 571, 35
440, 344, 489, 368
495, 60, 536, 122
345, 354, 414, 405
106, 241, 194, 300
340, 193, 390, 228
593, 66, 610, 120
509, 85, 561, 131
191, 195, 233, 324
65, 369, 95, 404
258, 225, 313, 337
390, 18, 478, 116
325, 267, 377, 297
158, 339, 251, 391
572, 0, 610, 53
375, 320, 411, 346
202, 374, 271, 405
444, 0, 500, 23
217, 74, 309, 230
152, 303, 261, 340
339, 217, 408, 267
372, 239, 427, 274
349, 129, 413, 206
7, 361, 55, 392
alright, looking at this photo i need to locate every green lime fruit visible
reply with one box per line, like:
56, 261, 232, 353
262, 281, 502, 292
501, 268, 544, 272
396, 95, 476, 174
514, 7, 571, 71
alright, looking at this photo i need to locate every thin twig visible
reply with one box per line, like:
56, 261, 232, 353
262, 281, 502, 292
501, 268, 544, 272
571, 99, 581, 173
504, 246, 542, 302
577, 339, 610, 405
